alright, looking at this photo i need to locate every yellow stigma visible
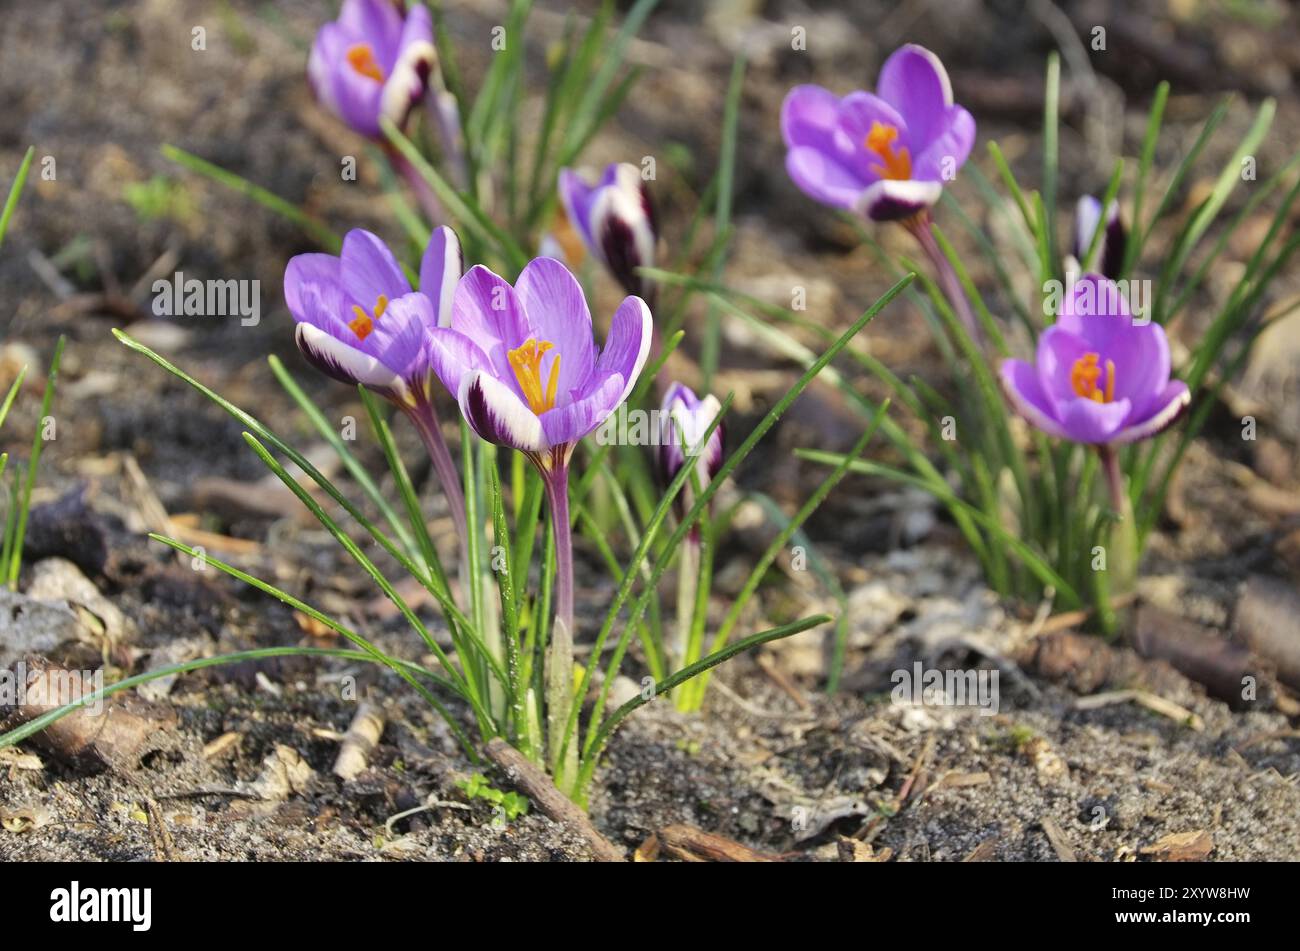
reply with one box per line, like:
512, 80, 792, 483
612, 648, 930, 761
346, 43, 385, 83
347, 294, 388, 342
1069, 352, 1116, 403
864, 121, 912, 180
508, 338, 561, 414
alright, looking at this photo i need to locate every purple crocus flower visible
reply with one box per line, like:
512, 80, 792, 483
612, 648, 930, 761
283, 226, 467, 539
308, 0, 437, 140
428, 257, 651, 792
1073, 196, 1126, 281
781, 44, 975, 221
1000, 274, 1190, 449
427, 258, 652, 471
558, 163, 658, 299
657, 383, 724, 511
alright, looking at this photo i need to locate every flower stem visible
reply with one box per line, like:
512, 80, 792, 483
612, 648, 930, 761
672, 531, 699, 671
905, 212, 983, 348
408, 398, 467, 547
543, 466, 578, 794
386, 146, 444, 226
1098, 443, 1125, 513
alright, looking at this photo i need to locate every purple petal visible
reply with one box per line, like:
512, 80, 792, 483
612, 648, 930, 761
540, 373, 625, 447
295, 323, 411, 402
876, 44, 954, 147
780, 84, 842, 154
379, 5, 435, 129
594, 295, 653, 409
1000, 359, 1068, 439
340, 229, 411, 305
558, 168, 599, 251
451, 264, 535, 393
308, 23, 347, 112
514, 257, 596, 401
330, 61, 386, 138
338, 0, 403, 65
419, 226, 463, 327
856, 178, 942, 221
1035, 326, 1095, 413
833, 91, 910, 184
284, 253, 344, 331
1058, 396, 1132, 444
426, 326, 490, 398
911, 105, 975, 182
1057, 273, 1130, 330
458, 370, 545, 453
1113, 380, 1190, 445
785, 147, 868, 210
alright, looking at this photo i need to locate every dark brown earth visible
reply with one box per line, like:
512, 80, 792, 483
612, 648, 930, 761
2, 0, 1300, 861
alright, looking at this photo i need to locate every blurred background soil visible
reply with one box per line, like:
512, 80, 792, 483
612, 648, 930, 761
2, 0, 1300, 860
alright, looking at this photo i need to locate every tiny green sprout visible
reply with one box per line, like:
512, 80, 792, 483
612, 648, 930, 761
456, 774, 530, 821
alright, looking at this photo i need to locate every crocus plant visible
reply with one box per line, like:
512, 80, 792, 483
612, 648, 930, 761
1000, 274, 1190, 510
284, 227, 467, 541
558, 163, 658, 301
309, 0, 437, 140
425, 257, 651, 791
781, 43, 981, 339
655, 383, 724, 691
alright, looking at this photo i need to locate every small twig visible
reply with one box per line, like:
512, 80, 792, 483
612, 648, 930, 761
143, 796, 179, 862
657, 824, 781, 862
333, 701, 385, 781
756, 654, 811, 711
1040, 815, 1078, 862
484, 738, 624, 862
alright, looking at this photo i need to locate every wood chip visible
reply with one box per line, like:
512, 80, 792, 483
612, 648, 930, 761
1141, 830, 1214, 862
962, 838, 999, 862
202, 731, 242, 760
1040, 816, 1078, 862
633, 833, 660, 863
333, 701, 385, 781
837, 837, 892, 862
657, 824, 782, 862
940, 771, 991, 788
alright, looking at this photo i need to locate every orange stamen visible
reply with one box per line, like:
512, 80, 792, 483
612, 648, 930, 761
346, 43, 385, 83
1069, 352, 1116, 403
508, 338, 561, 414
347, 294, 388, 341
864, 121, 913, 180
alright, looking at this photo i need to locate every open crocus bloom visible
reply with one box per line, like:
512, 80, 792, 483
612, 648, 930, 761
427, 258, 652, 468
658, 383, 724, 496
781, 44, 975, 221
309, 0, 437, 139
1000, 275, 1190, 446
284, 227, 462, 407
557, 163, 657, 298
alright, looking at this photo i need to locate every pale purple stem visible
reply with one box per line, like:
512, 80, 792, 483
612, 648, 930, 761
407, 398, 467, 548
544, 467, 574, 637
388, 148, 444, 227
906, 213, 983, 348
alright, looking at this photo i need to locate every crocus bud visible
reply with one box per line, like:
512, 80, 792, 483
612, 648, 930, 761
657, 383, 725, 516
1073, 196, 1126, 280
308, 0, 437, 140
558, 163, 658, 300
